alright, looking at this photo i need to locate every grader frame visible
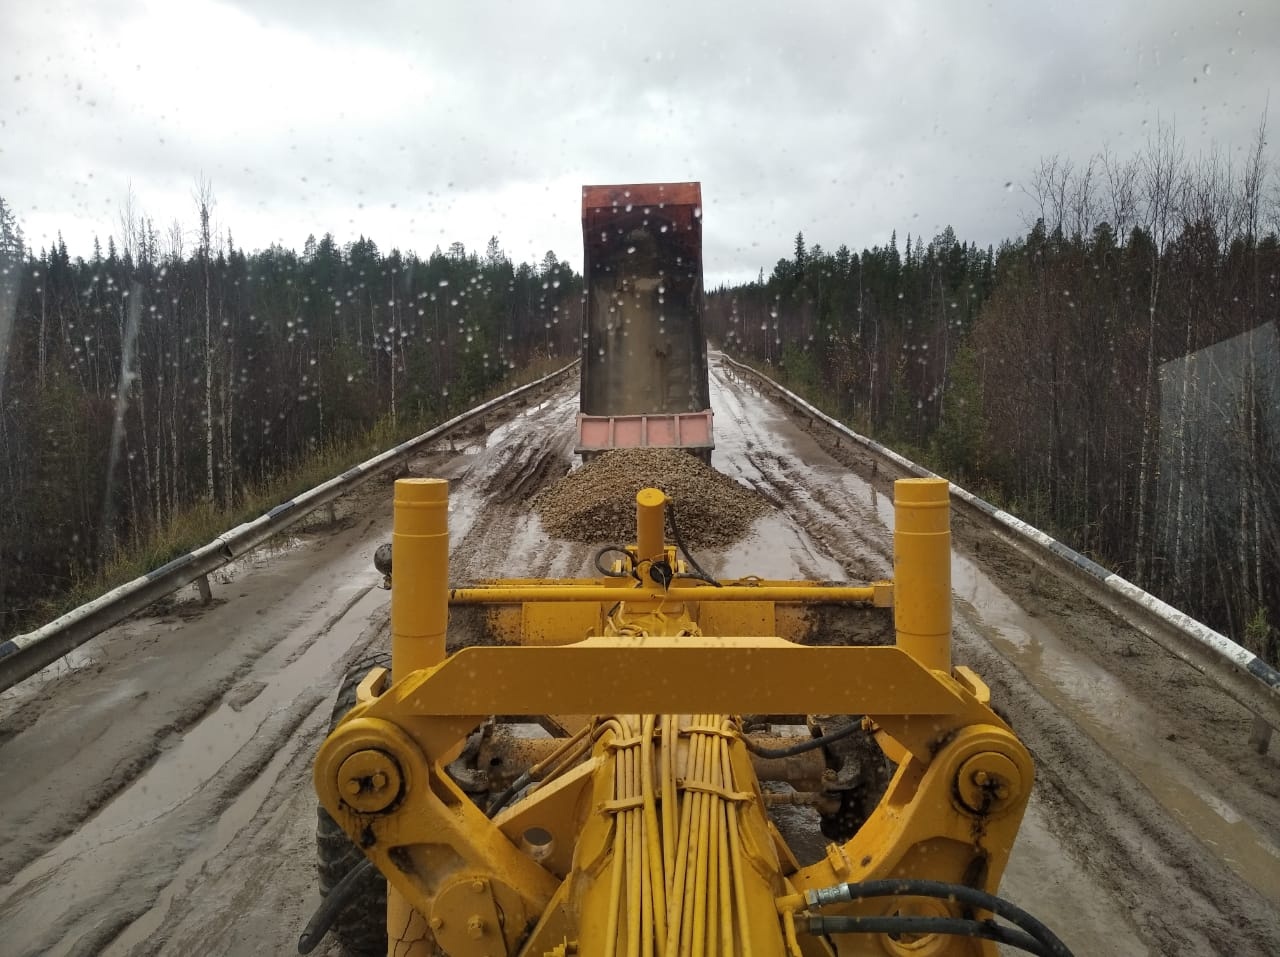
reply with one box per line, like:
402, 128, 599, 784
313, 476, 1036, 957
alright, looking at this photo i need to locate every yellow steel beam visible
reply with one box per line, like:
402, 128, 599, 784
448, 584, 881, 604
391, 637, 966, 719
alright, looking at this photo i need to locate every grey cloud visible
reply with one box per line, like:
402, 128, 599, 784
2, 0, 1277, 281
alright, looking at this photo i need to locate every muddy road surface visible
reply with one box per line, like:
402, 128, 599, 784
0, 361, 1276, 956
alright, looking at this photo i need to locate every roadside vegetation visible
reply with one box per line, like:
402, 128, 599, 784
709, 123, 1279, 665
0, 189, 579, 639
3, 123, 1276, 668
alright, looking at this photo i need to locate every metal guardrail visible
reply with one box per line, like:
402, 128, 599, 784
719, 353, 1279, 752
0, 362, 579, 693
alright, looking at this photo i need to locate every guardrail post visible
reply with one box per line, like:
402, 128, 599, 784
1249, 715, 1273, 755
893, 477, 952, 673
196, 574, 213, 605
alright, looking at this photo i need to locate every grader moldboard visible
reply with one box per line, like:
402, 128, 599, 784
300, 182, 1071, 956
302, 478, 1073, 957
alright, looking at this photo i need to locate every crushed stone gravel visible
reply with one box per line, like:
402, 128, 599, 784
533, 448, 768, 548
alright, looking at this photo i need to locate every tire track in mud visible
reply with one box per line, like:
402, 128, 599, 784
7, 364, 1276, 956
711, 364, 891, 582
447, 404, 590, 583
741, 444, 892, 579
2, 690, 326, 957
117, 386, 591, 953
479, 431, 575, 507
0, 379, 586, 956
121, 395, 595, 954
955, 619, 1280, 955
0, 618, 309, 885
119, 701, 337, 956
712, 359, 1280, 954
0, 505, 389, 886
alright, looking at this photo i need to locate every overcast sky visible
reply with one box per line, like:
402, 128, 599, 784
2, 0, 1276, 285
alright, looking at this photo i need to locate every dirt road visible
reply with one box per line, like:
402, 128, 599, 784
0, 361, 1275, 956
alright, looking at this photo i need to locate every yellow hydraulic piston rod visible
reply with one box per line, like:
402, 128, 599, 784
392, 477, 450, 672
893, 477, 952, 673
388, 477, 450, 957
635, 486, 667, 563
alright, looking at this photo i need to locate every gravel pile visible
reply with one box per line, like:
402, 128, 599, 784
534, 448, 767, 548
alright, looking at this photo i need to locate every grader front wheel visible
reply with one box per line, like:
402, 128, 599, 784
315, 653, 389, 957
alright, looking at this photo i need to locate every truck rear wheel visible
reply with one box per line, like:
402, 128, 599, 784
315, 652, 389, 957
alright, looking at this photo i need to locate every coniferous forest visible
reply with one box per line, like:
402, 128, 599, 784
0, 191, 581, 634
2, 124, 1277, 667
707, 126, 1278, 666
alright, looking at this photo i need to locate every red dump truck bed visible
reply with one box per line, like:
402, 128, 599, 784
577, 182, 713, 456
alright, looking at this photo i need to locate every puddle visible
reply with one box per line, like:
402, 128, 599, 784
715, 512, 846, 581
1004, 798, 1153, 955
2, 584, 382, 894
952, 553, 1280, 903
485, 393, 576, 450
712, 360, 1280, 904
99, 584, 385, 952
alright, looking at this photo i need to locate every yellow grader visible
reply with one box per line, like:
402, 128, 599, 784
303, 479, 1072, 957
300, 183, 1071, 957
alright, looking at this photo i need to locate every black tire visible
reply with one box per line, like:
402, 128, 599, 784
316, 652, 390, 957
813, 715, 893, 843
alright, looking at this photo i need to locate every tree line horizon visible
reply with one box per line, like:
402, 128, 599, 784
1, 122, 1276, 667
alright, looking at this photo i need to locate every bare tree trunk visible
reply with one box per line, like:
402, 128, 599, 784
221, 359, 234, 507
1134, 123, 1184, 583
1172, 310, 1195, 584
169, 363, 180, 517
1241, 111, 1269, 616
1238, 385, 1250, 610
389, 274, 398, 426
38, 284, 46, 388
136, 372, 155, 532
197, 178, 216, 506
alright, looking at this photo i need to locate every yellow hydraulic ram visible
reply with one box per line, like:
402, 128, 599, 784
313, 479, 1069, 957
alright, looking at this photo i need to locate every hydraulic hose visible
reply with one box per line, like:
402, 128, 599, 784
297, 857, 374, 954
741, 721, 862, 759
595, 545, 637, 578
666, 500, 722, 587
800, 879, 1075, 957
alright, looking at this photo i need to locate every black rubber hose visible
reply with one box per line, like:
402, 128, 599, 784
666, 500, 722, 587
594, 546, 635, 578
741, 721, 862, 759
803, 915, 1048, 957
297, 857, 375, 954
486, 770, 532, 816
806, 879, 1074, 957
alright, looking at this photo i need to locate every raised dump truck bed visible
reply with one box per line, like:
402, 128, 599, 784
577, 182, 713, 456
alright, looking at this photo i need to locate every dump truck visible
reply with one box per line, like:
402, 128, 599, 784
577, 183, 713, 460
301, 187, 1072, 957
